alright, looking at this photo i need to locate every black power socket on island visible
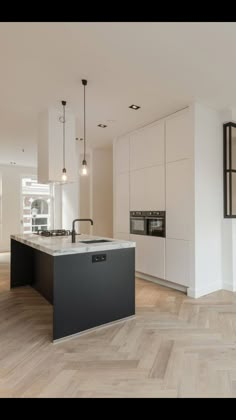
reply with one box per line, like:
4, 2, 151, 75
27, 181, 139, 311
92, 254, 107, 263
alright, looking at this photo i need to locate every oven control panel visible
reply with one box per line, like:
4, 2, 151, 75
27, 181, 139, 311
130, 211, 165, 217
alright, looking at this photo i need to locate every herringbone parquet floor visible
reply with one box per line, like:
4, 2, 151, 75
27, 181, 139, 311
1, 252, 236, 398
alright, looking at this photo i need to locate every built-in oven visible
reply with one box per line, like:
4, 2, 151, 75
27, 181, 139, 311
145, 211, 165, 237
130, 211, 165, 237
130, 211, 147, 235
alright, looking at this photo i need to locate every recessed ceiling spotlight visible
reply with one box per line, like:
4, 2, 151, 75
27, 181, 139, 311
129, 104, 140, 110
98, 124, 107, 128
10, 161, 16, 165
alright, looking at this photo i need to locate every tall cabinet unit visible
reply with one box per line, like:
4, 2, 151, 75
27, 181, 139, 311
113, 135, 130, 241
165, 109, 194, 288
113, 108, 194, 292
114, 104, 223, 297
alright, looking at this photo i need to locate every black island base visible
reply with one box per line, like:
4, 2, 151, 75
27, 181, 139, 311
10, 238, 135, 342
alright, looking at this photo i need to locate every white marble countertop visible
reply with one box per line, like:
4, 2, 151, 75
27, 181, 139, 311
11, 233, 136, 256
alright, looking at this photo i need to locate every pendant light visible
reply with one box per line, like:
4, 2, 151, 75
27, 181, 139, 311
60, 100, 67, 182
80, 79, 88, 176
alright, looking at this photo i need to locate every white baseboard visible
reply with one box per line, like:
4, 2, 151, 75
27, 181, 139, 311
222, 282, 236, 292
136, 271, 187, 294
187, 283, 221, 298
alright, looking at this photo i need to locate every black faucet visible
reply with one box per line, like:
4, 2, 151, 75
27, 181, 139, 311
71, 219, 94, 243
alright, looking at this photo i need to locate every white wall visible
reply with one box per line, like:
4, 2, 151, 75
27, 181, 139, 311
79, 148, 113, 238
61, 137, 80, 231
0, 173, 3, 244
221, 219, 236, 292
221, 108, 236, 291
92, 148, 113, 238
222, 219, 233, 290
53, 184, 62, 229
62, 181, 79, 231
0, 165, 37, 251
38, 107, 77, 184
79, 153, 91, 234
232, 222, 236, 291
190, 103, 223, 297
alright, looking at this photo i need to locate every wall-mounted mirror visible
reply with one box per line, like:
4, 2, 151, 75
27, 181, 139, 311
223, 122, 236, 217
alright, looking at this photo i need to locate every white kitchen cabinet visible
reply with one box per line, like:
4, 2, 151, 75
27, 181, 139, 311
166, 159, 194, 240
165, 110, 192, 163
130, 234, 165, 279
115, 135, 130, 174
115, 172, 130, 233
130, 121, 165, 170
130, 165, 165, 211
113, 107, 196, 292
165, 238, 190, 287
38, 108, 77, 183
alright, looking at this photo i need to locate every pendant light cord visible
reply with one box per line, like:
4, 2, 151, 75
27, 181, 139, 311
84, 82, 86, 161
63, 101, 66, 168
61, 100, 66, 170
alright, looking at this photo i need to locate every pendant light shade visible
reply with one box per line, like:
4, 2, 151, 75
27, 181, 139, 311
80, 79, 88, 176
61, 100, 67, 182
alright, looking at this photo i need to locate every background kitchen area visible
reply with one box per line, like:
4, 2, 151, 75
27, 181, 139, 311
0, 96, 234, 299
0, 148, 113, 250
0, 101, 231, 299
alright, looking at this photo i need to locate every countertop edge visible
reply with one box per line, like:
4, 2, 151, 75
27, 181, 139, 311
11, 234, 136, 256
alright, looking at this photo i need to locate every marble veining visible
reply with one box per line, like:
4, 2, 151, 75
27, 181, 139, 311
11, 233, 136, 256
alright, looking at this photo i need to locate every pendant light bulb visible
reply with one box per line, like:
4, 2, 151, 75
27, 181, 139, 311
80, 159, 88, 176
62, 168, 67, 182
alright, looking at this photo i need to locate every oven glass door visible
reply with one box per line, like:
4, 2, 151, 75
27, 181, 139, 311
130, 217, 146, 235
146, 217, 165, 237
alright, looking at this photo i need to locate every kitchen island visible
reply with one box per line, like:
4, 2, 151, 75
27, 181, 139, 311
10, 234, 135, 342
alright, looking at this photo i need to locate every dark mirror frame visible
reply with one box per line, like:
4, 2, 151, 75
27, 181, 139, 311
223, 122, 236, 218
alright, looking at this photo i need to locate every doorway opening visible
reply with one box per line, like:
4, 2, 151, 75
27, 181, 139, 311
21, 177, 54, 233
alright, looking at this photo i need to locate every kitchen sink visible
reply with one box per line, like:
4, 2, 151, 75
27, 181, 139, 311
80, 239, 113, 244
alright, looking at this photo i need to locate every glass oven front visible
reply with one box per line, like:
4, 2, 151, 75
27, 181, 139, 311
130, 211, 147, 235
146, 216, 165, 237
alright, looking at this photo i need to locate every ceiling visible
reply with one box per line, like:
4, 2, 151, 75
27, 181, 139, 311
0, 22, 236, 167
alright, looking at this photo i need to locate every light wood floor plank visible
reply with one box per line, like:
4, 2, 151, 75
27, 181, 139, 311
1, 252, 236, 398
